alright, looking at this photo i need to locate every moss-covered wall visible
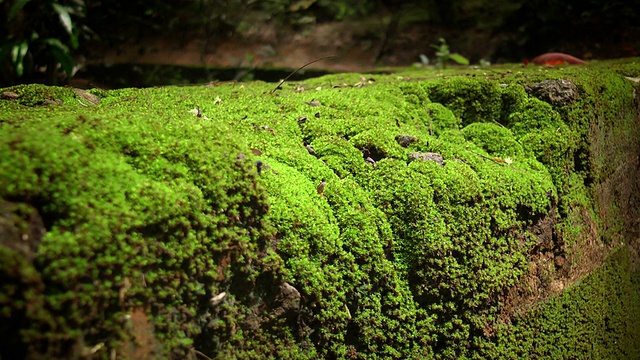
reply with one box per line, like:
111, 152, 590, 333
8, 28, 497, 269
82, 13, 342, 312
486, 246, 640, 359
1, 60, 639, 359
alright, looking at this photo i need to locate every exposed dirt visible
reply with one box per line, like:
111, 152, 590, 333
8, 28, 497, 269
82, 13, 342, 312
498, 207, 608, 326
118, 308, 163, 360
0, 201, 45, 260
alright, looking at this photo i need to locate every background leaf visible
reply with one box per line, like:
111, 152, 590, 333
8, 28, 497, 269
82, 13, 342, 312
11, 41, 29, 77
43, 38, 73, 76
449, 53, 470, 65
52, 3, 73, 35
7, 0, 32, 21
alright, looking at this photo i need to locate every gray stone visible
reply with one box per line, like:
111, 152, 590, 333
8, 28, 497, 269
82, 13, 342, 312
408, 152, 444, 166
525, 79, 580, 106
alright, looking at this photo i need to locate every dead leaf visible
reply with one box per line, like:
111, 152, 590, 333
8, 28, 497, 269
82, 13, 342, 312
73, 88, 100, 105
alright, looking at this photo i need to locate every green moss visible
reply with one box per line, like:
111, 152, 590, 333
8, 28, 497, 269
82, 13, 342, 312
0, 83, 76, 107
349, 127, 406, 160
1, 59, 639, 359
0, 85, 278, 358
311, 136, 368, 178
518, 125, 578, 192
461, 122, 524, 158
422, 76, 504, 126
425, 102, 460, 134
506, 96, 561, 134
484, 247, 640, 359
365, 131, 554, 357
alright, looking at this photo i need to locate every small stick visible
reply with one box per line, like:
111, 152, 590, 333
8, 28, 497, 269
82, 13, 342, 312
269, 55, 338, 94
193, 349, 213, 360
491, 119, 507, 128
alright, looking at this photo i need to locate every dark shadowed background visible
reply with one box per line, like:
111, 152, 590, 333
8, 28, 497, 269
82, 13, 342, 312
2, 0, 639, 87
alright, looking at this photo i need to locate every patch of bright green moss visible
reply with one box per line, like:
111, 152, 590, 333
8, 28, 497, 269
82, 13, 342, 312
1, 58, 639, 359
0, 87, 279, 358
422, 76, 504, 126
0, 83, 75, 107
461, 122, 524, 158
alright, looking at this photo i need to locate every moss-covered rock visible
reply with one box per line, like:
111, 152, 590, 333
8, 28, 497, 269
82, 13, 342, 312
484, 247, 640, 359
1, 59, 639, 359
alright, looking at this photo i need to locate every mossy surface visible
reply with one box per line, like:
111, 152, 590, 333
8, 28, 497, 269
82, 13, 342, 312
1, 59, 639, 359
484, 246, 640, 359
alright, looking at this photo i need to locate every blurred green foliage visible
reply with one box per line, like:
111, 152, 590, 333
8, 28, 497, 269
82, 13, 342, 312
0, 0, 90, 84
431, 38, 470, 69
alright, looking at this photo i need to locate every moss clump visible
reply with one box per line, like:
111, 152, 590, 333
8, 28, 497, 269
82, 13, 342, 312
0, 88, 278, 358
425, 102, 460, 134
349, 127, 406, 160
1, 58, 639, 359
365, 140, 554, 357
461, 122, 524, 158
0, 84, 75, 107
422, 76, 504, 126
310, 136, 367, 178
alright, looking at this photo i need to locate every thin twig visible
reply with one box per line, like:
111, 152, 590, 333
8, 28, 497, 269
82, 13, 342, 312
193, 349, 213, 360
269, 55, 338, 94
491, 119, 507, 128
426, 107, 433, 136
145, 89, 152, 110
